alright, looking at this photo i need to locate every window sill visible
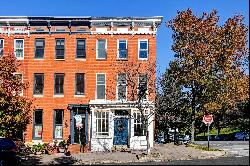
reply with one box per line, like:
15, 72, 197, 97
53, 95, 64, 98
33, 95, 44, 98
74, 95, 85, 97
117, 58, 128, 61
96, 58, 107, 61
16, 58, 24, 60
138, 58, 148, 61
54, 59, 65, 61
34, 58, 44, 60
75, 58, 86, 61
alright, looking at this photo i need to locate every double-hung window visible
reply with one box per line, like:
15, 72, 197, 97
35, 39, 45, 59
133, 111, 147, 136
95, 111, 109, 136
0, 39, 4, 57
138, 39, 148, 59
138, 74, 148, 100
14, 39, 24, 59
117, 73, 127, 100
55, 39, 65, 59
33, 110, 43, 139
54, 74, 64, 95
76, 39, 86, 59
118, 40, 127, 59
34, 73, 44, 95
75, 73, 84, 95
54, 109, 63, 139
97, 39, 106, 59
96, 74, 105, 99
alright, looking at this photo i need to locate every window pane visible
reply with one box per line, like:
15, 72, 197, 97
118, 85, 126, 100
0, 39, 3, 56
35, 39, 45, 59
97, 40, 106, 59
97, 85, 105, 99
54, 74, 64, 95
75, 74, 84, 95
55, 110, 63, 124
76, 39, 86, 58
140, 41, 147, 49
34, 74, 44, 95
118, 74, 126, 84
35, 110, 43, 125
119, 41, 126, 50
139, 50, 147, 59
16, 40, 23, 49
55, 39, 65, 59
97, 74, 105, 84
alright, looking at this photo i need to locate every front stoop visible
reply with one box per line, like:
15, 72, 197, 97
68, 144, 89, 154
112, 145, 131, 152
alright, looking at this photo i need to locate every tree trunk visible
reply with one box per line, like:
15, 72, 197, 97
191, 86, 196, 142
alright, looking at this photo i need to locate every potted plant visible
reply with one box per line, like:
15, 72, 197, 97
57, 140, 67, 153
32, 143, 44, 155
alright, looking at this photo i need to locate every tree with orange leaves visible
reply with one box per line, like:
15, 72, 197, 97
167, 9, 249, 141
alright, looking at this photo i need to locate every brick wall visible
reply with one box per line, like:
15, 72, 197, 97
0, 33, 156, 143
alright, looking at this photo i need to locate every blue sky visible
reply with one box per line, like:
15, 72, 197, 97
1, 0, 249, 76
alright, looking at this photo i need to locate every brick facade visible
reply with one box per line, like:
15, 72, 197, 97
0, 16, 162, 151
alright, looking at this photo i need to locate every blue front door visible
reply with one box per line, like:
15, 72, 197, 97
114, 118, 128, 145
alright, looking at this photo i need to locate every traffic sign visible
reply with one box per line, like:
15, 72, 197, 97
203, 114, 213, 125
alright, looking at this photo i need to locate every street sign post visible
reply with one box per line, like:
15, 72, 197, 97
203, 114, 213, 150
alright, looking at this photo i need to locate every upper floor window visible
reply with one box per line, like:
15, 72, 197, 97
0, 39, 4, 57
138, 74, 148, 100
14, 39, 24, 60
34, 73, 44, 95
55, 39, 65, 59
33, 109, 43, 140
97, 39, 106, 59
138, 39, 148, 59
117, 40, 127, 59
54, 73, 64, 95
75, 73, 85, 95
96, 74, 105, 99
35, 39, 45, 59
117, 73, 127, 100
76, 39, 86, 59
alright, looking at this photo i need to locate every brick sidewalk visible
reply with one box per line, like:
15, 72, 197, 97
21, 143, 227, 165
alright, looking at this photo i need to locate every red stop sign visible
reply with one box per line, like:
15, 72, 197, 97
203, 114, 213, 125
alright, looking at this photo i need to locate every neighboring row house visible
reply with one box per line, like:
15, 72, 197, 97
0, 16, 162, 152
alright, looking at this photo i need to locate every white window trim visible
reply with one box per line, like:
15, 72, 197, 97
96, 39, 107, 60
0, 39, 4, 58
14, 39, 24, 60
137, 75, 148, 101
117, 39, 128, 60
95, 111, 110, 137
138, 39, 148, 60
96, 73, 106, 100
13, 72, 23, 96
116, 73, 127, 101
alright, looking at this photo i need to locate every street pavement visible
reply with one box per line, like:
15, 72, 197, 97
108, 156, 249, 165
194, 141, 249, 157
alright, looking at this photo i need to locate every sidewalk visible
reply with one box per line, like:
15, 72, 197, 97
21, 143, 227, 165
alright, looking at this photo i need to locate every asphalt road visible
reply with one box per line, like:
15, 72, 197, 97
194, 141, 249, 157
111, 156, 249, 165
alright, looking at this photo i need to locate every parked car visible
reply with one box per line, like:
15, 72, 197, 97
235, 132, 249, 141
157, 135, 165, 143
0, 137, 21, 165
214, 135, 225, 141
